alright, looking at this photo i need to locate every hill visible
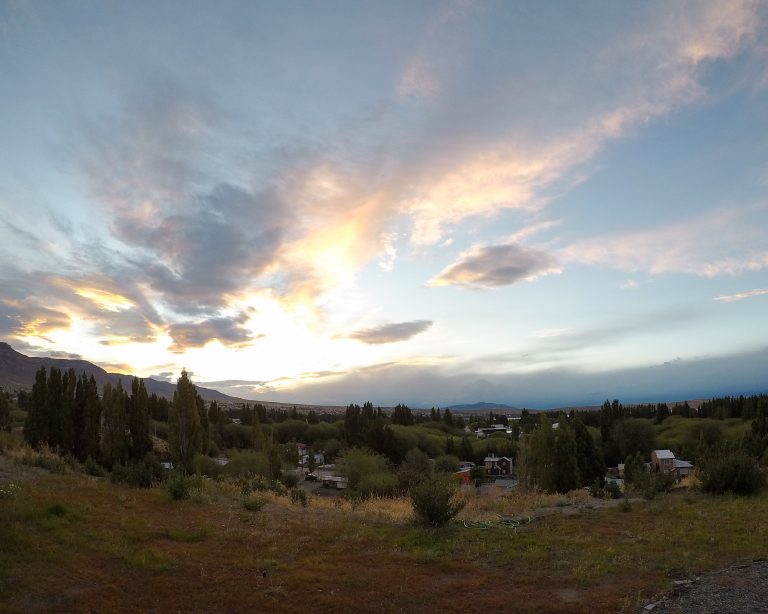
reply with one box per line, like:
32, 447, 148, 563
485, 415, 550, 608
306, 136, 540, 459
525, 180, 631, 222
447, 401, 523, 412
0, 341, 238, 403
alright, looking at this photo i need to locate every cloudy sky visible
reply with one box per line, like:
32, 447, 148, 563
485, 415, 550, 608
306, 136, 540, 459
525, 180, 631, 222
1, 0, 767, 408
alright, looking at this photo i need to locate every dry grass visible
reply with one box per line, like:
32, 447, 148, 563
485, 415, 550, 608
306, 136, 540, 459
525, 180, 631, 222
3, 444, 768, 613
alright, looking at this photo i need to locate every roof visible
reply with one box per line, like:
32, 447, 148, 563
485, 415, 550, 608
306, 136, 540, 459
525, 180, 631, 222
673, 459, 693, 468
653, 449, 675, 459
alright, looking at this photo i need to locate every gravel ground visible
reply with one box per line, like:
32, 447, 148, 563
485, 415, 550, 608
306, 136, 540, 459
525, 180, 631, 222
642, 560, 768, 613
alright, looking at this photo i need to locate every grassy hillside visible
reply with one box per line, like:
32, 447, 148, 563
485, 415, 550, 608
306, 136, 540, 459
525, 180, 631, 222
2, 437, 768, 613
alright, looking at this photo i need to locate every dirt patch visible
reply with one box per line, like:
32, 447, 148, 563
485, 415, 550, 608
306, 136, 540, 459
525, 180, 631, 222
642, 560, 768, 613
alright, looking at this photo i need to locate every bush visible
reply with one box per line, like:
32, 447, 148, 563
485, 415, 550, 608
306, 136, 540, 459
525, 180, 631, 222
151, 420, 169, 441
279, 472, 299, 489
290, 489, 308, 507
243, 495, 267, 511
83, 456, 106, 477
409, 474, 465, 526
700, 452, 766, 496
224, 450, 270, 478
433, 454, 460, 473
167, 472, 193, 500
642, 473, 675, 500
193, 454, 222, 478
111, 454, 163, 488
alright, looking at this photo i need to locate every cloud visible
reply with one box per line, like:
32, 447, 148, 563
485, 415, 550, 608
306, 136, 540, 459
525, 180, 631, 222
562, 204, 768, 277
48, 350, 82, 359
149, 371, 175, 382
401, 0, 761, 247
0, 298, 71, 341
714, 288, 768, 302
429, 243, 560, 289
348, 320, 433, 344
167, 312, 258, 353
232, 346, 768, 409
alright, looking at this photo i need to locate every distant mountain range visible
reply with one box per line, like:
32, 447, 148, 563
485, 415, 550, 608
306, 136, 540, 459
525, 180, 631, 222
0, 341, 238, 403
447, 401, 524, 412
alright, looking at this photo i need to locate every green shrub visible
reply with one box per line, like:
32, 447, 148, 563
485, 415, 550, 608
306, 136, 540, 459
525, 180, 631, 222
111, 454, 163, 488
83, 456, 106, 477
700, 452, 766, 496
279, 472, 299, 489
167, 472, 193, 500
433, 454, 460, 473
243, 495, 267, 511
642, 473, 675, 500
224, 450, 270, 478
19, 452, 67, 474
290, 489, 308, 507
47, 503, 67, 517
193, 454, 222, 478
409, 474, 465, 526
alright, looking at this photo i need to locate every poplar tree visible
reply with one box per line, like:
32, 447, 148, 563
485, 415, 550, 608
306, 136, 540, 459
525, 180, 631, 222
128, 377, 151, 460
24, 366, 48, 447
0, 388, 10, 431
100, 381, 128, 468
80, 374, 102, 461
170, 369, 201, 472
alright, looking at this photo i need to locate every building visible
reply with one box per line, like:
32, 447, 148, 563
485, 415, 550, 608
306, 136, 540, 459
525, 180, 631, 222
651, 449, 676, 474
672, 459, 694, 480
484, 455, 513, 476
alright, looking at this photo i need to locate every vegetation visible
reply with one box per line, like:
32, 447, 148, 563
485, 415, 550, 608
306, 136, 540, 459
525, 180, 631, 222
700, 451, 766, 496
409, 473, 465, 525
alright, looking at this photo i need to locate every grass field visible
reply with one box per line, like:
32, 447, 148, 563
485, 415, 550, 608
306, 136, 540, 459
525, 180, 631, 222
2, 450, 768, 613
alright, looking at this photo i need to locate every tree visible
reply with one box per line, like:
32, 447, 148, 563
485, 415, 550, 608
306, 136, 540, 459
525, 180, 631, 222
0, 388, 10, 431
551, 420, 579, 493
170, 370, 202, 472
434, 454, 460, 473
100, 381, 129, 468
337, 448, 396, 498
391, 404, 414, 426
460, 436, 474, 462
573, 418, 605, 487
24, 367, 48, 448
80, 374, 101, 461
128, 377, 151, 460
398, 448, 430, 492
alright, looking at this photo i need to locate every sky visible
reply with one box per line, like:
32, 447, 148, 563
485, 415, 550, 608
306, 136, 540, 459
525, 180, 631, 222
1, 0, 767, 408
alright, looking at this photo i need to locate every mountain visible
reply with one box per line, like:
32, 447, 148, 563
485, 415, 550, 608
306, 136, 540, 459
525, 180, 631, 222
447, 401, 522, 412
0, 341, 238, 403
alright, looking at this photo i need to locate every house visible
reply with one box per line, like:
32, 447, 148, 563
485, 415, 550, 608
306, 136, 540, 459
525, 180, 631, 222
321, 476, 348, 489
475, 425, 513, 438
672, 459, 694, 480
484, 455, 513, 476
651, 449, 676, 474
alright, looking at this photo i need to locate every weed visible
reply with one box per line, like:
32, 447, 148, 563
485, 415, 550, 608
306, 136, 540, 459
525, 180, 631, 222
0, 483, 20, 500
162, 526, 209, 542
290, 489, 308, 507
244, 495, 267, 512
46, 503, 67, 517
